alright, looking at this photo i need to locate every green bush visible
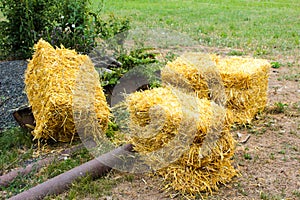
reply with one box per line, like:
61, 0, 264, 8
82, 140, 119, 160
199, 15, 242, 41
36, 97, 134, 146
0, 0, 130, 60
0, 0, 60, 59
43, 0, 93, 54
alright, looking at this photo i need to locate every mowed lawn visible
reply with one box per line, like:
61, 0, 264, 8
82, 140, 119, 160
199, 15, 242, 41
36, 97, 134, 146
97, 0, 300, 60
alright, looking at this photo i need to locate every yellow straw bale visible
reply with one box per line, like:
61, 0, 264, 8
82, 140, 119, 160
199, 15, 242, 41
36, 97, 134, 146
126, 87, 231, 153
25, 39, 110, 142
126, 87, 183, 152
125, 87, 237, 195
158, 131, 237, 195
161, 53, 271, 124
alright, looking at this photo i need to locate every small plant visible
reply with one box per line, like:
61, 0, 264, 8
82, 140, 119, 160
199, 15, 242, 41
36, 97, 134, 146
254, 46, 268, 56
244, 153, 252, 160
165, 51, 178, 62
100, 48, 159, 88
117, 48, 158, 70
292, 190, 300, 198
228, 50, 245, 56
287, 62, 293, 67
278, 150, 285, 154
260, 191, 270, 200
105, 121, 119, 139
274, 102, 288, 113
101, 67, 128, 87
271, 61, 281, 69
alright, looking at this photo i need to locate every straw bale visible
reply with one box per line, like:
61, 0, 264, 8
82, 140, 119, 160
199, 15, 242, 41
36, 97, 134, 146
125, 87, 237, 194
157, 131, 237, 195
161, 53, 271, 124
25, 39, 110, 142
126, 87, 231, 153
126, 87, 183, 152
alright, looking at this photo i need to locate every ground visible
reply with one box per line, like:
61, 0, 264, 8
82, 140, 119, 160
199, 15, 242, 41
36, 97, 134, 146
91, 51, 299, 200
0, 49, 299, 200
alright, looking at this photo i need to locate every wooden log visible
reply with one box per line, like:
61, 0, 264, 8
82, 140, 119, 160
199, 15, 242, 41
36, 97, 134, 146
8, 144, 133, 200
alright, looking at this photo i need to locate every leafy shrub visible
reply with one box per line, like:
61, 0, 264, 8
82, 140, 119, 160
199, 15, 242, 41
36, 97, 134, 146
43, 0, 94, 54
0, 0, 130, 60
0, 0, 61, 59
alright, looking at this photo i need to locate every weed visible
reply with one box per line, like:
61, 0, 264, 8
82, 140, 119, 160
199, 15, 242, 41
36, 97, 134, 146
278, 150, 285, 155
165, 51, 178, 62
273, 102, 288, 113
244, 153, 252, 160
100, 47, 160, 89
291, 146, 298, 152
254, 47, 269, 56
117, 48, 158, 70
286, 62, 293, 67
269, 153, 275, 160
236, 183, 248, 196
292, 190, 300, 197
260, 191, 269, 200
105, 121, 119, 139
282, 73, 300, 81
259, 191, 284, 200
227, 50, 245, 56
124, 174, 135, 182
282, 156, 287, 162
271, 61, 281, 69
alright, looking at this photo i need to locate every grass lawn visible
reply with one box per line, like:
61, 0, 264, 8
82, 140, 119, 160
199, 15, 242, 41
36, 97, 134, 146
97, 0, 300, 61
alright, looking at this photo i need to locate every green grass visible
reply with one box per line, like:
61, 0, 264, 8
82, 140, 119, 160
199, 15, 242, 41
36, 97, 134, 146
0, 127, 33, 172
1, 146, 92, 198
0, 11, 4, 21
96, 0, 300, 60
44, 173, 122, 200
0, 127, 94, 199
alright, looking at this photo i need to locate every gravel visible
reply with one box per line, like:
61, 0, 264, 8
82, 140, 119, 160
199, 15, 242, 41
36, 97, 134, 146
0, 60, 29, 132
